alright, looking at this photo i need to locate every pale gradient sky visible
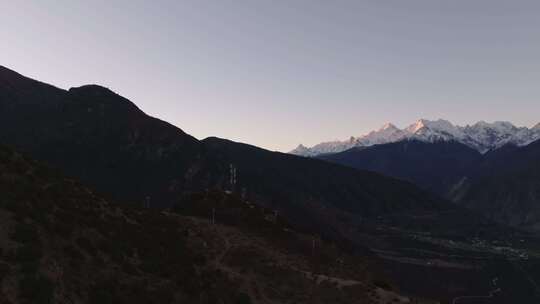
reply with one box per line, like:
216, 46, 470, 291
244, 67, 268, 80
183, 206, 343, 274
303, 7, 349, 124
2, 0, 539, 151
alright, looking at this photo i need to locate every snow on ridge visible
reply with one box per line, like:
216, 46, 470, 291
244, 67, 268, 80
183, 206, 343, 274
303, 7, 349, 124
291, 119, 540, 156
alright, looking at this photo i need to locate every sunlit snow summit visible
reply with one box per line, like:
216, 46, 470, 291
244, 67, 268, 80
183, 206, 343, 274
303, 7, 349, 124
291, 119, 540, 156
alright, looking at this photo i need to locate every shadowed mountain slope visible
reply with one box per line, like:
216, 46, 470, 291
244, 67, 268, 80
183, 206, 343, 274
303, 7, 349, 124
319, 140, 482, 195
451, 139, 540, 229
0, 65, 451, 238
318, 135, 540, 230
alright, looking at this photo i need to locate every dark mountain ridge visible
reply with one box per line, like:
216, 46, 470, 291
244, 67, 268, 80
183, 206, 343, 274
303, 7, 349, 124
0, 65, 451, 240
0, 67, 205, 206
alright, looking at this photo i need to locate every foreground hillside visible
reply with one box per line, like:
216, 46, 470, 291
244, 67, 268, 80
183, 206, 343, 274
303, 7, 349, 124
0, 145, 236, 303
0, 144, 432, 304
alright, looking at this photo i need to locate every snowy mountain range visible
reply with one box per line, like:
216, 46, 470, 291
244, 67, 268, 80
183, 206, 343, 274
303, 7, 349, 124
291, 119, 540, 156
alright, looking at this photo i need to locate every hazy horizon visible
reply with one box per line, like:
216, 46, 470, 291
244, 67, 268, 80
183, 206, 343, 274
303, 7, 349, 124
3, 0, 540, 151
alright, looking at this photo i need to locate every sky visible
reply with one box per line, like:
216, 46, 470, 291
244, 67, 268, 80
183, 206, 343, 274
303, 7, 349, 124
1, 0, 539, 151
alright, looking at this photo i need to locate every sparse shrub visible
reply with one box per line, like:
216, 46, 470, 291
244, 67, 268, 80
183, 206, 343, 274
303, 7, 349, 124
139, 258, 160, 275
91, 254, 106, 267
121, 260, 138, 275
51, 221, 72, 238
176, 271, 201, 295
19, 260, 40, 275
148, 283, 175, 304
0, 262, 10, 281
14, 243, 42, 264
18, 274, 55, 304
76, 236, 96, 256
64, 245, 85, 261
88, 276, 119, 304
237, 292, 252, 304
373, 280, 392, 291
5, 201, 30, 221
10, 223, 39, 244
97, 239, 124, 263
27, 202, 53, 224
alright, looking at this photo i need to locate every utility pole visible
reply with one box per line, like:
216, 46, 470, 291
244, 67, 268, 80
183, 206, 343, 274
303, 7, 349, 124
312, 235, 321, 254
229, 163, 237, 192
241, 187, 247, 200
145, 196, 151, 209
212, 208, 215, 225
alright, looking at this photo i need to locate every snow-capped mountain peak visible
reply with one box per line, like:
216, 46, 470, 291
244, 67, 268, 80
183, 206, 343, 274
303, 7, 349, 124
405, 119, 462, 139
406, 119, 426, 133
379, 122, 399, 131
290, 144, 313, 156
468, 121, 517, 133
291, 119, 540, 156
460, 121, 525, 152
355, 123, 408, 146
